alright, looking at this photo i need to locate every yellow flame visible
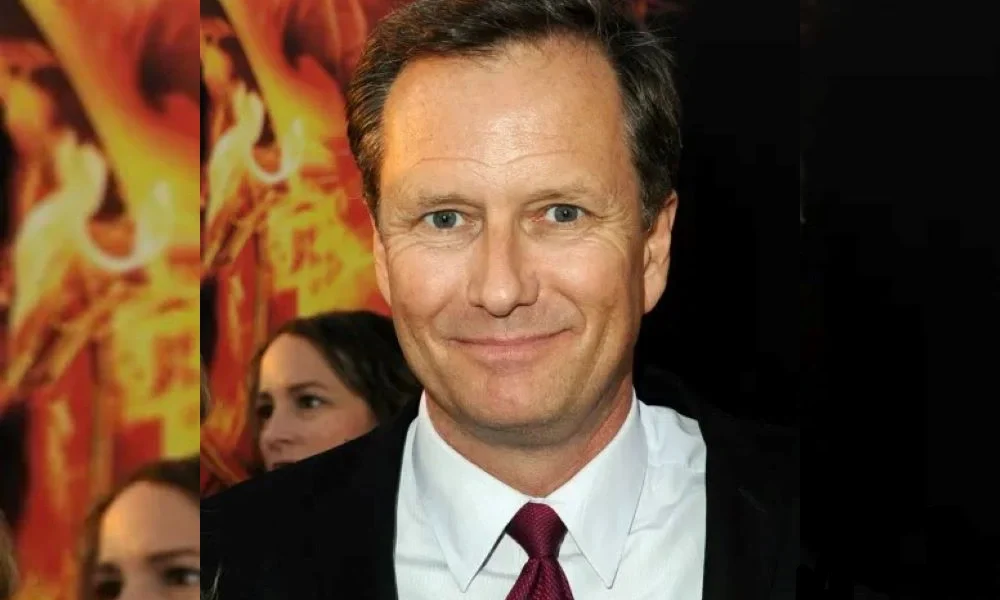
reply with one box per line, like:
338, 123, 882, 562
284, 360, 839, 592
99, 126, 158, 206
8, 133, 103, 333
8, 133, 174, 306
3, 131, 175, 404
206, 84, 305, 225
3, 1, 201, 433
104, 288, 201, 457
263, 187, 375, 314
43, 395, 74, 517
201, 2, 379, 313
217, 0, 349, 166
225, 275, 247, 360
12, 573, 62, 600
0, 41, 58, 149
201, 18, 241, 157
20, 0, 200, 247
203, 84, 306, 273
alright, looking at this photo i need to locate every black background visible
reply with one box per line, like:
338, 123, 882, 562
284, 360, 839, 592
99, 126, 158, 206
637, 0, 999, 595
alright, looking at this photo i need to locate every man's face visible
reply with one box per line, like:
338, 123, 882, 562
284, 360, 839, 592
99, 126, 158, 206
374, 37, 675, 443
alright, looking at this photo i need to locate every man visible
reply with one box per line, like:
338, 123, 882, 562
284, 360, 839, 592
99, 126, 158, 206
201, 1, 798, 599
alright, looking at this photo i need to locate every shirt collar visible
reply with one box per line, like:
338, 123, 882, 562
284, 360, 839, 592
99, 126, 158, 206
411, 392, 647, 591
546, 395, 647, 587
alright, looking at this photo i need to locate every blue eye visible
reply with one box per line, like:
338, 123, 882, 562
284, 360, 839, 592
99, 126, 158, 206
423, 211, 464, 229
544, 205, 582, 223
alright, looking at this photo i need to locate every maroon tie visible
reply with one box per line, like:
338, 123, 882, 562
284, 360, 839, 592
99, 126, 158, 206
505, 503, 575, 600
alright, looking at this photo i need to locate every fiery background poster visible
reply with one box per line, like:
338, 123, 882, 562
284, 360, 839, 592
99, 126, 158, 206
199, 0, 397, 492
0, 0, 201, 599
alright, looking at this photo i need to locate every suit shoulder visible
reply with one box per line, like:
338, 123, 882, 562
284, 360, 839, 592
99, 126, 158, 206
202, 433, 373, 530
200, 433, 380, 598
703, 408, 800, 517
635, 365, 798, 489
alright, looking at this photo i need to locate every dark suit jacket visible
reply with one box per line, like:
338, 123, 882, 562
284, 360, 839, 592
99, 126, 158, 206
202, 368, 798, 600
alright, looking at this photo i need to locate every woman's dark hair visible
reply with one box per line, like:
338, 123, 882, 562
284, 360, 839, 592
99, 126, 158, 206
245, 310, 420, 452
346, 0, 682, 227
0, 510, 16, 600
78, 457, 200, 600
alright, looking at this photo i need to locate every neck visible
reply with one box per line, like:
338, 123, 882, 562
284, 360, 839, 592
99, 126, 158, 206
426, 376, 634, 497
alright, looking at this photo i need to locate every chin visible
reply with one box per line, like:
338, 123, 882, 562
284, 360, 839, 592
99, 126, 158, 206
457, 377, 572, 427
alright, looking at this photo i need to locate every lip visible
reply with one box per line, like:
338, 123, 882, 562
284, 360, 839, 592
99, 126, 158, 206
269, 461, 293, 471
451, 330, 567, 363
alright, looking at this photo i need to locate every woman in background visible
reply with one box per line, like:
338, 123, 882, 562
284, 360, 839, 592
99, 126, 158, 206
247, 310, 420, 472
0, 511, 16, 600
79, 457, 199, 600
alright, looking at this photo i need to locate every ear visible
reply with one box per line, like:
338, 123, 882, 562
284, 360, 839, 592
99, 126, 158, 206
642, 191, 678, 314
371, 213, 392, 307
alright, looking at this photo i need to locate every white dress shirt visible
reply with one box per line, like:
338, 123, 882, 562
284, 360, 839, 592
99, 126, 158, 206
394, 393, 707, 599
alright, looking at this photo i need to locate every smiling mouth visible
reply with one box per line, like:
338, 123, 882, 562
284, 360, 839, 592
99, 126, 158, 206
451, 330, 568, 363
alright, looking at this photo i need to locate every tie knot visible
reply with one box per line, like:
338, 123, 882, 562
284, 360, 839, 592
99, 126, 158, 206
506, 503, 567, 559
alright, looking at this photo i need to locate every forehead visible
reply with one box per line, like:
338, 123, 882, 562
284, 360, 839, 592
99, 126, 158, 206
380, 37, 633, 200
260, 334, 334, 385
98, 483, 198, 559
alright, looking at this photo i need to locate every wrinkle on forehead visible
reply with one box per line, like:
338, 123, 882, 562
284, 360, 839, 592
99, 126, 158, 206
382, 150, 583, 202
380, 37, 629, 194
411, 149, 578, 170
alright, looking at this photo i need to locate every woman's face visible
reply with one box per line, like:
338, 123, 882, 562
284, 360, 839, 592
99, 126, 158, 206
256, 334, 378, 470
92, 483, 199, 600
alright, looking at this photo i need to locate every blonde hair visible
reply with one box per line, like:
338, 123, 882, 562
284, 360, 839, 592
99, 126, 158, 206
0, 511, 17, 600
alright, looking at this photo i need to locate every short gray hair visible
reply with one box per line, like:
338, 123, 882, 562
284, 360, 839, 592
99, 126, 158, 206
347, 0, 682, 227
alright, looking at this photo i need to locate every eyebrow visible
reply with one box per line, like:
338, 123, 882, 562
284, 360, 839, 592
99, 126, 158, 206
94, 549, 199, 572
148, 549, 200, 564
93, 563, 121, 576
401, 181, 598, 213
257, 380, 328, 400
404, 191, 476, 215
286, 381, 328, 394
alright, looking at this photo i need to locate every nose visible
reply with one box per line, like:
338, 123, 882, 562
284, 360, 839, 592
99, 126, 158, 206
466, 222, 538, 317
259, 406, 299, 461
116, 580, 154, 600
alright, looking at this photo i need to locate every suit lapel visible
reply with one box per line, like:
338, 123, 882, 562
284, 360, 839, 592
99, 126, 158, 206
634, 365, 797, 600
701, 440, 783, 600
337, 397, 419, 600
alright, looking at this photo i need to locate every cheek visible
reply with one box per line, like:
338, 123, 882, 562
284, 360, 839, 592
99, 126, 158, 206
387, 246, 465, 317
544, 240, 637, 309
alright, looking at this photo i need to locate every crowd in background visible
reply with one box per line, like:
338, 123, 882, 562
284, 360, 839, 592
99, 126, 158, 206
0, 305, 414, 599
